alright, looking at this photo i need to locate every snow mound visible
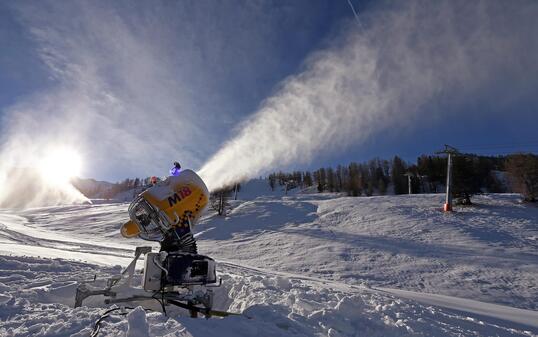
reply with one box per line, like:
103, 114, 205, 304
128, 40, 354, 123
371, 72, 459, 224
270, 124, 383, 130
126, 307, 150, 337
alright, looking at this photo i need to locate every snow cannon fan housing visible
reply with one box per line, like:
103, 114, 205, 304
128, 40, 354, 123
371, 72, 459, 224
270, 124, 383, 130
121, 169, 209, 241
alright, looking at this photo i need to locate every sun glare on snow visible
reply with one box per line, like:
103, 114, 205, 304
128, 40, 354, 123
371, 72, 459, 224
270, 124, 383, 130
40, 147, 82, 184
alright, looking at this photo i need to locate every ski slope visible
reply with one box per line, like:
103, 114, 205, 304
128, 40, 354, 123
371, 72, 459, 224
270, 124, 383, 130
1, 185, 537, 336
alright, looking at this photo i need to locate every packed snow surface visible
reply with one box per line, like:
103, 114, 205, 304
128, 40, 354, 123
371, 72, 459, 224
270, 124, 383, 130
1, 187, 537, 336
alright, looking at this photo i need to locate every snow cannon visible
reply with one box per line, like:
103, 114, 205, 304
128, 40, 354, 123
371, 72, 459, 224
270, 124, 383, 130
75, 170, 237, 318
121, 169, 209, 241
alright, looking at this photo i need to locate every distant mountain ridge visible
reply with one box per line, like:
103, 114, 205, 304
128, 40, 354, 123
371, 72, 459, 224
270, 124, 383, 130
70, 177, 115, 199
71, 177, 156, 201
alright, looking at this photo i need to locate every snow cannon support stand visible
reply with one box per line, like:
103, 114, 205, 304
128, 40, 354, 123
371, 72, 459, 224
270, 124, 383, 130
75, 170, 226, 317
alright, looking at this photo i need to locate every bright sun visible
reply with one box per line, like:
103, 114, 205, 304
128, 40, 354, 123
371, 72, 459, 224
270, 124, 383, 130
40, 147, 83, 184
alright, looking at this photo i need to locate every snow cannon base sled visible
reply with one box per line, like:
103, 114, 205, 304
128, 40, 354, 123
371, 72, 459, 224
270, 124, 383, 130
75, 170, 234, 318
74, 246, 223, 317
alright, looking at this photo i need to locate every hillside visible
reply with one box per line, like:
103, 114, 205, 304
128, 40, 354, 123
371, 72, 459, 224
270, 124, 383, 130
0, 190, 537, 336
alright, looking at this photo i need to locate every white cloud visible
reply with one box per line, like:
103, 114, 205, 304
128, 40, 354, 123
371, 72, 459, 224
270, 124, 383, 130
0, 1, 223, 206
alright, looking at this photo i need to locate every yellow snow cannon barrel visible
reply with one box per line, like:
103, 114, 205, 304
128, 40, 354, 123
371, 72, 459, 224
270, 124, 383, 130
121, 169, 209, 240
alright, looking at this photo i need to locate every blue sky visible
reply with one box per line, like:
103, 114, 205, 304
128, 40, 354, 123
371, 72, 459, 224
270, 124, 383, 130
1, 1, 537, 184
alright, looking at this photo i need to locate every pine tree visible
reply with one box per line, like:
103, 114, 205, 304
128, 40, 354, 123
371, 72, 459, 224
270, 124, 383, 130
327, 167, 335, 192
268, 173, 276, 191
452, 155, 481, 204
304, 171, 313, 187
335, 165, 344, 192
378, 178, 387, 195
391, 156, 408, 194
316, 168, 327, 192
348, 163, 361, 196
506, 154, 538, 202
210, 188, 232, 215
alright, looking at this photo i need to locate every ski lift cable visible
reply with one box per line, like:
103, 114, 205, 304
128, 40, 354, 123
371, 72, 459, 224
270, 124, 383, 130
455, 146, 538, 154
460, 148, 538, 155
455, 140, 538, 150
464, 144, 538, 150
458, 147, 538, 154
458, 145, 538, 151
381, 145, 538, 161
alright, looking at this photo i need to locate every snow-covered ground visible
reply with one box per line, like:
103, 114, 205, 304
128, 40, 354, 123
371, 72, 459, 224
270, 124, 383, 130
1, 188, 537, 336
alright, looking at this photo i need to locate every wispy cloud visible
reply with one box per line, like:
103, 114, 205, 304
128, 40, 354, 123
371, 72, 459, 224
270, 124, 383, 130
7, 1, 215, 174
2, 1, 301, 206
0, 0, 337, 207
0, 1, 230, 206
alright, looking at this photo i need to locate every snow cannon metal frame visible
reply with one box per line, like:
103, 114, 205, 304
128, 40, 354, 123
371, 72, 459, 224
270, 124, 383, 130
74, 245, 221, 316
75, 170, 230, 318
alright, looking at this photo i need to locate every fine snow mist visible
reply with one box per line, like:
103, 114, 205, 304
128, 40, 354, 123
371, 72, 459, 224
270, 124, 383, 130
0, 167, 88, 209
0, 114, 90, 208
199, 1, 538, 191
0, 1, 252, 207
1, 1, 325, 208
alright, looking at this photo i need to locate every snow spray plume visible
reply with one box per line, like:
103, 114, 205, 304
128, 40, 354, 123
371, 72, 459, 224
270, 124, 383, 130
0, 136, 89, 208
1, 1, 308, 207
199, 1, 538, 191
0, 1, 240, 208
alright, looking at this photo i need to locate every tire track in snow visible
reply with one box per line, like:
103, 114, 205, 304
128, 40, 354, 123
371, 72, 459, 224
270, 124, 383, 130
0, 222, 133, 258
0, 213, 141, 265
376, 287, 538, 330
218, 258, 538, 331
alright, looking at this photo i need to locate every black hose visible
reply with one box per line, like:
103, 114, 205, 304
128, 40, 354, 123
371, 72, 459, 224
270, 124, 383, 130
90, 306, 153, 337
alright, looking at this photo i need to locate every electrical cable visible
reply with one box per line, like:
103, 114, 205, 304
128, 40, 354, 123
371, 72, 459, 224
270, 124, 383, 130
153, 255, 169, 277
151, 291, 167, 316
162, 291, 167, 316
90, 306, 154, 337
